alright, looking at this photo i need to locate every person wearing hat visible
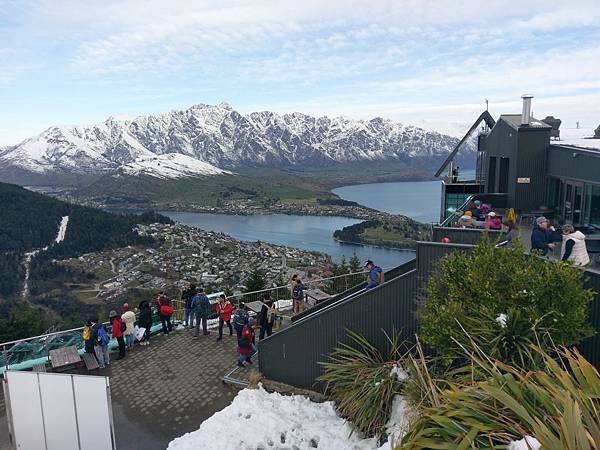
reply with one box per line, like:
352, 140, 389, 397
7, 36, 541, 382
365, 260, 383, 290
457, 210, 475, 228
531, 216, 556, 256
216, 293, 234, 341
109, 310, 126, 359
237, 317, 256, 367
485, 211, 502, 230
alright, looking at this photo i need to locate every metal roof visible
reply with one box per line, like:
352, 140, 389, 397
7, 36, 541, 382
500, 114, 551, 130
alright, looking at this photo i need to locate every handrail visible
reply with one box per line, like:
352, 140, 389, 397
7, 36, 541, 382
0, 269, 387, 351
440, 194, 475, 228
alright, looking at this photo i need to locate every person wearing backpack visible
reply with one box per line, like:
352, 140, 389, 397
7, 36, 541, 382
259, 293, 276, 340
138, 300, 153, 346
292, 278, 306, 314
237, 317, 256, 367
191, 288, 210, 337
216, 294, 234, 341
121, 303, 136, 349
365, 260, 384, 290
233, 302, 249, 339
109, 310, 126, 359
156, 293, 174, 335
83, 319, 95, 355
92, 318, 110, 368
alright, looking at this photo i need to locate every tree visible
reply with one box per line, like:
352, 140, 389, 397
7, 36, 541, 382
421, 241, 595, 368
244, 269, 267, 296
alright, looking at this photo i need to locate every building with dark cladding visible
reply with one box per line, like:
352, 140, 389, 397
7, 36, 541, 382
437, 95, 600, 230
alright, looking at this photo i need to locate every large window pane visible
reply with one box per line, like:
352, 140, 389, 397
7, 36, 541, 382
589, 184, 600, 230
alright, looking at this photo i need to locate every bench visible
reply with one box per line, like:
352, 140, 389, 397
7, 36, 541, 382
82, 352, 100, 370
32, 363, 47, 373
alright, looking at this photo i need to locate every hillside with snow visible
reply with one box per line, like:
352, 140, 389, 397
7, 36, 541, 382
0, 103, 472, 185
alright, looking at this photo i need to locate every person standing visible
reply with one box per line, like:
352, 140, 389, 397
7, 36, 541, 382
237, 318, 256, 367
216, 294, 234, 341
531, 217, 556, 256
287, 274, 298, 300
292, 278, 306, 314
561, 224, 590, 266
83, 319, 95, 355
259, 294, 275, 340
504, 220, 519, 248
191, 288, 210, 337
93, 319, 110, 369
365, 260, 383, 290
156, 293, 174, 335
109, 310, 126, 359
138, 300, 153, 346
182, 284, 196, 328
121, 303, 136, 350
233, 302, 249, 339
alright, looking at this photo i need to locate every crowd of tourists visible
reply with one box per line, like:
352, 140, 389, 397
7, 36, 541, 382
81, 262, 385, 369
450, 200, 591, 267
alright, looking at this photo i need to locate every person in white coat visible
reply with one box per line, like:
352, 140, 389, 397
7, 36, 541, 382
121, 303, 137, 350
561, 224, 590, 267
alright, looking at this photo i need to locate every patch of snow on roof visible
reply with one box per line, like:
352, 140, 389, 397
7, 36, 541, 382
121, 154, 232, 179
557, 128, 600, 151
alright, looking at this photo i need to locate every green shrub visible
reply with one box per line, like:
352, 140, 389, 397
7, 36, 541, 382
318, 331, 408, 438
399, 344, 600, 449
421, 241, 595, 368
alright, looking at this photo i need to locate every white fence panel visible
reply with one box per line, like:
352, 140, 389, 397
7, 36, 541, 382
5, 371, 46, 450
5, 371, 115, 450
73, 375, 114, 450
39, 373, 80, 450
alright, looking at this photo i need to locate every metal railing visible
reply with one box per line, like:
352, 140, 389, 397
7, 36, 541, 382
0, 270, 375, 373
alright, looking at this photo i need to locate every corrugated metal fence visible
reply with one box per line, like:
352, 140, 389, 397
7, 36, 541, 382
258, 269, 418, 390
259, 241, 600, 389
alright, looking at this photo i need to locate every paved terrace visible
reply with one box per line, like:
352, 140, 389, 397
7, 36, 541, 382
0, 326, 246, 450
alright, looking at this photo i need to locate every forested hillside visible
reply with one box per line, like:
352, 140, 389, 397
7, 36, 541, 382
0, 182, 173, 341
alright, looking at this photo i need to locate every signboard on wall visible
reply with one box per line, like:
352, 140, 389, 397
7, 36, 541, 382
3, 371, 116, 450
517, 177, 531, 184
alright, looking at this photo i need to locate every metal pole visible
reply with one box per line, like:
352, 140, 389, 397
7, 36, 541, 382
3, 344, 8, 371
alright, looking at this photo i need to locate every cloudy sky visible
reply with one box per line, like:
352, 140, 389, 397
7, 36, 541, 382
1, 0, 599, 144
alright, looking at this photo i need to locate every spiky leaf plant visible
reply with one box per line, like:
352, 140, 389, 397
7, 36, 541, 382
399, 341, 600, 450
318, 331, 409, 438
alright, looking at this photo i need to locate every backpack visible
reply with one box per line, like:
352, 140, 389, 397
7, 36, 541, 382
292, 286, 304, 300
233, 310, 248, 329
82, 326, 91, 341
266, 305, 276, 324
97, 326, 110, 346
160, 305, 174, 316
377, 271, 385, 285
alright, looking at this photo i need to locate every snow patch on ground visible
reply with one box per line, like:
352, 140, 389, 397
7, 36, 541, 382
508, 436, 541, 450
55, 216, 69, 243
120, 153, 232, 179
168, 387, 411, 450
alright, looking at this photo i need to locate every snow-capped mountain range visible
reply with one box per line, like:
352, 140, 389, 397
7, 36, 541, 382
0, 103, 471, 183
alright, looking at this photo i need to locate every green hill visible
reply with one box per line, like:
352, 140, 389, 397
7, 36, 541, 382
0, 182, 173, 341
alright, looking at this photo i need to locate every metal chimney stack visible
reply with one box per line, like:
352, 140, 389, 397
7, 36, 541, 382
521, 94, 533, 126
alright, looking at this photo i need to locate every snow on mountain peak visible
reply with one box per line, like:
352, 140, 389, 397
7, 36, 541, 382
0, 103, 472, 182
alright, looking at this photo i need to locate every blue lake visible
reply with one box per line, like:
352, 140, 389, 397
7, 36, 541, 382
161, 211, 415, 269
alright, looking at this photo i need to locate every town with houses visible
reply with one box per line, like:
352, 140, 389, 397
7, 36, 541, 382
60, 222, 331, 304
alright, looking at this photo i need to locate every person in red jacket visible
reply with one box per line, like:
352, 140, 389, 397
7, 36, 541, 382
216, 294, 234, 341
109, 310, 126, 359
237, 318, 256, 367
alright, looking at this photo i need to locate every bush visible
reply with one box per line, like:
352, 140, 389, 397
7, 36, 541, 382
399, 344, 600, 449
318, 331, 408, 438
420, 241, 595, 368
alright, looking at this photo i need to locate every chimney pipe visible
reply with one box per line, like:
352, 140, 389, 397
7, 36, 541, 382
521, 94, 533, 126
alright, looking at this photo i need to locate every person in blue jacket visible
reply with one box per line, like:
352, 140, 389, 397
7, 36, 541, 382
365, 260, 383, 290
531, 216, 560, 255
191, 288, 211, 337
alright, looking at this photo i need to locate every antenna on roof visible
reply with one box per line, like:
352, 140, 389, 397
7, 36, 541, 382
485, 99, 489, 111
